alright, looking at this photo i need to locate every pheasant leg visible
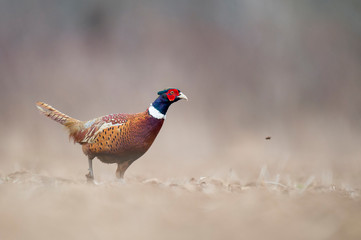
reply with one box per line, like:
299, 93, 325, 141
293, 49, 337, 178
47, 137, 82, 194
86, 157, 94, 181
116, 161, 130, 179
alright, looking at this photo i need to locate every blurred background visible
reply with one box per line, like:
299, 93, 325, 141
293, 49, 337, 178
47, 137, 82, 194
1, 0, 361, 186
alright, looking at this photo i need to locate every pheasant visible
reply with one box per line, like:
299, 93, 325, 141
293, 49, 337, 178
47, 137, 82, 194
36, 88, 188, 181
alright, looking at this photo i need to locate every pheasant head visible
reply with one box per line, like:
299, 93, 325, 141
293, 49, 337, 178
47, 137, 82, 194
149, 88, 188, 119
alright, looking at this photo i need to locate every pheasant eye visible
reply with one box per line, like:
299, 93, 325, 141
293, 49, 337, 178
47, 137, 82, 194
170, 91, 174, 94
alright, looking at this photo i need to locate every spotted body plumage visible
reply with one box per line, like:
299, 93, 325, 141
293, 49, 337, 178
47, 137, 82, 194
82, 112, 163, 164
36, 88, 187, 181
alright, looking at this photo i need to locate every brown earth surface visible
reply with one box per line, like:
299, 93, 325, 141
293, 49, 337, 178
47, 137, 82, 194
1, 170, 360, 240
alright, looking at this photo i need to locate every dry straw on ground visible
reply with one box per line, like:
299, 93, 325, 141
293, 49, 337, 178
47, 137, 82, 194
1, 167, 360, 240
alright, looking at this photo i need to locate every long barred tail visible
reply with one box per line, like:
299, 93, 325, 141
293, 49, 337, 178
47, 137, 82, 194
36, 102, 84, 141
36, 102, 76, 125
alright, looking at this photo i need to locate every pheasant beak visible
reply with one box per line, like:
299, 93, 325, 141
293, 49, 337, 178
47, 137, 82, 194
178, 92, 188, 101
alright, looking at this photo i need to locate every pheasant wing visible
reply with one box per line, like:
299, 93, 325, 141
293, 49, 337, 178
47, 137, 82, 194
75, 113, 130, 143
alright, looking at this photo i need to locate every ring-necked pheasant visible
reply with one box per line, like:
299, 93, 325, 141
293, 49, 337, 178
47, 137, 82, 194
36, 88, 187, 181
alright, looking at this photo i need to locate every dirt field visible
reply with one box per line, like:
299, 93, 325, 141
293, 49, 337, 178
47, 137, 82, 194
0, 168, 360, 240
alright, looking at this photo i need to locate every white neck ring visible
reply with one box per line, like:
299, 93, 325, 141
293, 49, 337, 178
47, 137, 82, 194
148, 104, 166, 119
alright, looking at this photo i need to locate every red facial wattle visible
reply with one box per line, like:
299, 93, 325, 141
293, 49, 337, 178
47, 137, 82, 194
166, 89, 179, 101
